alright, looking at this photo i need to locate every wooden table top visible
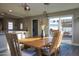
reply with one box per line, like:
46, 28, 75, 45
18, 37, 48, 49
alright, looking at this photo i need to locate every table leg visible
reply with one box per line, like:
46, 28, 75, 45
36, 48, 42, 56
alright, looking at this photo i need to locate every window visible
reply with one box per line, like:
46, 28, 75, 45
8, 22, 13, 30
60, 16, 73, 36
49, 17, 59, 30
20, 23, 23, 30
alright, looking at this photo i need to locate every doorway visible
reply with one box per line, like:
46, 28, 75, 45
0, 18, 4, 31
32, 20, 38, 37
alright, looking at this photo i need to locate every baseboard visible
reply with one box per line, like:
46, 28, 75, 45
62, 40, 79, 46
71, 43, 79, 46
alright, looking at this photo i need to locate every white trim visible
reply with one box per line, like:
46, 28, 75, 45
71, 43, 79, 46
71, 15, 74, 43
62, 40, 79, 46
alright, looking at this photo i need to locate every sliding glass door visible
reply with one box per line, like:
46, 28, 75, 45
48, 15, 73, 42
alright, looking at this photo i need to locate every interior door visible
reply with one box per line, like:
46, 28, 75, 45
32, 20, 38, 37
0, 18, 3, 30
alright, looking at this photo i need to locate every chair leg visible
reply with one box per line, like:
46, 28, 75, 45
54, 48, 60, 56
56, 48, 59, 54
57, 47, 60, 55
54, 50, 57, 56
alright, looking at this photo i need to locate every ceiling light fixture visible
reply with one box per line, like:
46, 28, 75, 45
24, 3, 30, 11
44, 3, 50, 5
9, 10, 12, 12
43, 3, 50, 17
1, 13, 5, 15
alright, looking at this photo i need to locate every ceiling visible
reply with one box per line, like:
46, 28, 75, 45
0, 3, 79, 17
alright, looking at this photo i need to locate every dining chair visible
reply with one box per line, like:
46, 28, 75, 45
6, 33, 37, 56
0, 32, 11, 56
6, 33, 22, 56
42, 30, 63, 56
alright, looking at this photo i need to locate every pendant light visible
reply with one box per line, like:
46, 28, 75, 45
24, 3, 30, 11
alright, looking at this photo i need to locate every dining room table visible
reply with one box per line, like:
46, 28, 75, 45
18, 37, 49, 56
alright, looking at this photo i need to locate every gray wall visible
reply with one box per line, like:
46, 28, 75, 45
24, 8, 79, 44
1, 8, 79, 44
73, 11, 79, 44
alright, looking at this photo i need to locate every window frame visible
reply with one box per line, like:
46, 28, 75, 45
8, 21, 13, 30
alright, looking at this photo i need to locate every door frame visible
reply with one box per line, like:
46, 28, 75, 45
31, 19, 39, 36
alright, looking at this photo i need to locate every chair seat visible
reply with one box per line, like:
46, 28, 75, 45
21, 48, 36, 56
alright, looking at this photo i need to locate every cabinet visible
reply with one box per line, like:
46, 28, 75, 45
8, 31, 29, 39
